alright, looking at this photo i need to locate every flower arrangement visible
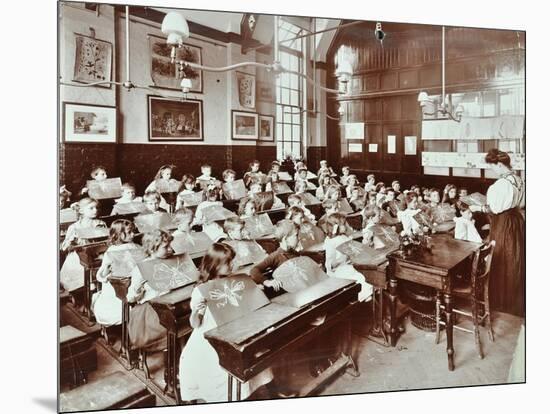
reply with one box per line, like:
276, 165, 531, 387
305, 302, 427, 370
398, 225, 433, 255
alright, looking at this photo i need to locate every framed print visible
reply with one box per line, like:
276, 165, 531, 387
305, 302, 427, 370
62, 102, 117, 143
259, 114, 275, 141
73, 33, 112, 87
148, 34, 203, 93
148, 96, 204, 141
236, 71, 256, 109
231, 110, 258, 140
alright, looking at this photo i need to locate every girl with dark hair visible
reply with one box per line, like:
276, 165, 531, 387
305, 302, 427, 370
470, 149, 525, 316
179, 243, 274, 402
92, 220, 144, 326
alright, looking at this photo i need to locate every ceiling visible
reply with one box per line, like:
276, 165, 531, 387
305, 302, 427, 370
151, 7, 341, 61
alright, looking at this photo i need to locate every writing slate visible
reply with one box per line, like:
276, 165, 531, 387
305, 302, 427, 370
111, 201, 148, 215
272, 181, 293, 195
459, 192, 487, 207
60, 208, 78, 224
201, 205, 238, 223
222, 179, 247, 200
338, 199, 354, 215
155, 178, 181, 194
171, 231, 213, 256
107, 248, 147, 277
243, 213, 276, 239
223, 240, 268, 269
179, 191, 204, 207
300, 193, 321, 206
306, 171, 317, 180
253, 192, 274, 212
86, 177, 123, 200
372, 225, 400, 250
305, 181, 317, 190
74, 226, 109, 241
134, 212, 179, 234
137, 254, 199, 292
197, 274, 270, 327
277, 171, 293, 181
197, 178, 221, 190
272, 256, 328, 293
336, 239, 389, 268
298, 224, 326, 251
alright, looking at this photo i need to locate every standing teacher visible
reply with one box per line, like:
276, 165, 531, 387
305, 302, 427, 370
470, 149, 525, 317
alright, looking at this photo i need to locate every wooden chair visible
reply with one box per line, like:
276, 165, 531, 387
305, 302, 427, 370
435, 240, 496, 359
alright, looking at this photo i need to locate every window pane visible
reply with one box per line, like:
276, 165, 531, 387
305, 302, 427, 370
284, 142, 293, 158
276, 105, 282, 121
282, 88, 290, 104
292, 125, 301, 142
276, 122, 283, 139
283, 108, 293, 123
277, 142, 283, 160
290, 90, 299, 106
284, 124, 292, 140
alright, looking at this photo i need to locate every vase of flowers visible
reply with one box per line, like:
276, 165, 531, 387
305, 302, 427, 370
398, 226, 433, 256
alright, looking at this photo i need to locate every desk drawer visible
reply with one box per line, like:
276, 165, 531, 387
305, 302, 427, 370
394, 262, 447, 291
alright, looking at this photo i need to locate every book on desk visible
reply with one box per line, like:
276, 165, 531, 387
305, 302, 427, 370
170, 231, 213, 256
243, 213, 276, 239
272, 256, 328, 293
222, 179, 247, 200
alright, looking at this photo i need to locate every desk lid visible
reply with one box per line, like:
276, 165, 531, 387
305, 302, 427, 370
272, 277, 354, 309
171, 231, 213, 256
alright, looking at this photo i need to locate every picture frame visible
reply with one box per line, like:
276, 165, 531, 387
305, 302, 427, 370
148, 34, 203, 93
259, 114, 275, 142
236, 71, 256, 109
73, 33, 112, 88
257, 80, 276, 103
231, 110, 258, 140
62, 102, 117, 143
147, 96, 204, 142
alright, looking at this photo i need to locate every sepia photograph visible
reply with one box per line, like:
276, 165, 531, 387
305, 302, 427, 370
55, 1, 527, 413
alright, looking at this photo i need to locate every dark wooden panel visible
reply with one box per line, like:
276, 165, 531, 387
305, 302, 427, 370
401, 95, 420, 122
447, 62, 465, 84
401, 122, 421, 174
347, 101, 364, 123
60, 143, 118, 196
364, 98, 381, 121
382, 97, 402, 121
363, 74, 379, 92
399, 70, 419, 89
382, 123, 402, 173
350, 76, 363, 94
381, 72, 399, 90
419, 65, 442, 87
365, 123, 382, 172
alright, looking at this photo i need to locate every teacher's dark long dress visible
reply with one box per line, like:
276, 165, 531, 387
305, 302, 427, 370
486, 172, 525, 317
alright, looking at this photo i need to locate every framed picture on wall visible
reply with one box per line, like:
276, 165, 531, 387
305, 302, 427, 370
232, 110, 258, 140
236, 71, 256, 109
259, 114, 275, 142
73, 33, 113, 88
148, 34, 203, 93
62, 102, 117, 143
148, 96, 204, 141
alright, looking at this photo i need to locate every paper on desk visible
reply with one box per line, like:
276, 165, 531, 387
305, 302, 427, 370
87, 178, 123, 200
272, 256, 328, 293
137, 254, 199, 292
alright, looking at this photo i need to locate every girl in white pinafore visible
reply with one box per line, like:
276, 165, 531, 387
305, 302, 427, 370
179, 243, 273, 403
322, 213, 372, 302
91, 220, 144, 326
60, 198, 107, 292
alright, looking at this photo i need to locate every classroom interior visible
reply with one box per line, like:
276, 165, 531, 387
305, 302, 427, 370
58, 2, 526, 412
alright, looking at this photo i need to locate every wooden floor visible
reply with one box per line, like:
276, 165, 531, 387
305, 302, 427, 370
60, 301, 524, 409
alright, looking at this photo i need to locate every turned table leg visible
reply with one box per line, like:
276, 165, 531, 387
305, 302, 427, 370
444, 293, 455, 371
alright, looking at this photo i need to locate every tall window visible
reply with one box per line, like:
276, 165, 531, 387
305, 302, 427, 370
276, 20, 304, 159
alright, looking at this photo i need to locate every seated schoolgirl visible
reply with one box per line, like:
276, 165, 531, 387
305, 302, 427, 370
287, 194, 316, 223
340, 166, 351, 186
249, 179, 285, 210
238, 197, 258, 220
179, 243, 274, 403
453, 201, 482, 243
111, 183, 143, 215
397, 192, 424, 235
381, 188, 400, 218
196, 164, 217, 190
442, 184, 459, 206
318, 198, 341, 231
126, 230, 174, 351
79, 165, 108, 198
316, 174, 332, 201
348, 186, 366, 211
175, 174, 198, 210
193, 187, 223, 226
322, 213, 372, 302
364, 174, 376, 193
172, 207, 195, 236
141, 191, 167, 214
243, 160, 263, 188
223, 217, 250, 241
317, 160, 335, 178
344, 175, 359, 199
60, 198, 108, 293
92, 220, 143, 326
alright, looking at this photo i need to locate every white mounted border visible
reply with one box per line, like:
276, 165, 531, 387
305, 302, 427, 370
422, 152, 525, 171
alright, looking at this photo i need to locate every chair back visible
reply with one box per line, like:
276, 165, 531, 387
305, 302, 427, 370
470, 240, 496, 290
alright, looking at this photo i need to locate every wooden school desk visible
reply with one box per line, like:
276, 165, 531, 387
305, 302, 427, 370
75, 241, 109, 322
386, 234, 482, 371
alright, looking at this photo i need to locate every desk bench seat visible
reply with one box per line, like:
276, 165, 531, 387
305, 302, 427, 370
59, 371, 156, 412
